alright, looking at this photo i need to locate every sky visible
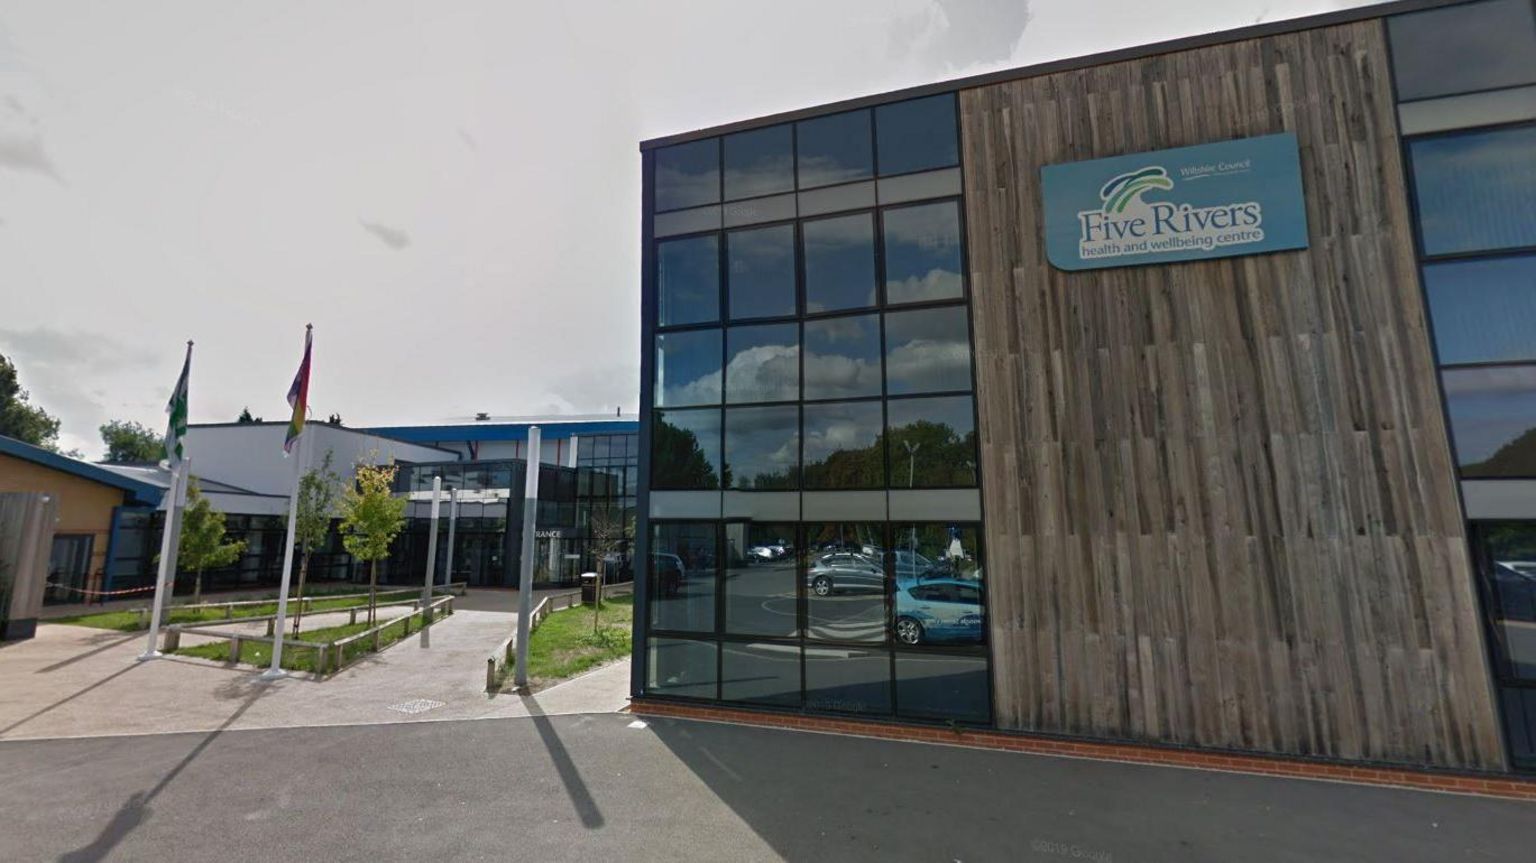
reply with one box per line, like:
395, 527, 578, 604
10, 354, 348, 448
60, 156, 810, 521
0, 0, 1376, 458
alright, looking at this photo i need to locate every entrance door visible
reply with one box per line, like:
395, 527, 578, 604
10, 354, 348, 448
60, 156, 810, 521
45, 534, 94, 605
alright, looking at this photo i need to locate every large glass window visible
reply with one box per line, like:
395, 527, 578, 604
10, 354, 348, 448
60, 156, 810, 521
1470, 521, 1536, 768
882, 201, 965, 305
1410, 125, 1536, 257
1388, 0, 1536, 102
803, 213, 878, 313
655, 329, 722, 407
796, 109, 874, 189
875, 94, 958, 176
724, 125, 794, 201
721, 642, 802, 705
802, 400, 885, 489
724, 405, 799, 490
803, 522, 887, 643
895, 654, 989, 722
1443, 365, 1536, 477
649, 523, 718, 632
884, 306, 973, 395
654, 139, 720, 212
652, 408, 722, 489
723, 522, 799, 635
725, 323, 799, 403
648, 637, 718, 699
891, 523, 984, 644
804, 313, 883, 400
886, 396, 978, 487
657, 235, 720, 327
1426, 255, 1536, 365
727, 224, 796, 320
805, 645, 892, 714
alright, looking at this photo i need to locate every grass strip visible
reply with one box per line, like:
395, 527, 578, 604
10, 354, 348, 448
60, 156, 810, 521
512, 595, 633, 691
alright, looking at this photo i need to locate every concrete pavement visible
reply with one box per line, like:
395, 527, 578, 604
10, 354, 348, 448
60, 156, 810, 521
0, 613, 629, 741
1, 712, 1532, 862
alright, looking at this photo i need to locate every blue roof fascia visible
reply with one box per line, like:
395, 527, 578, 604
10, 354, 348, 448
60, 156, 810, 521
363, 420, 639, 444
0, 435, 166, 507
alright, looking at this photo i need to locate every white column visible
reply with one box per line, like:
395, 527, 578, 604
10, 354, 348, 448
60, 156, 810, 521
420, 476, 441, 647
138, 458, 188, 661
514, 426, 541, 690
261, 431, 308, 680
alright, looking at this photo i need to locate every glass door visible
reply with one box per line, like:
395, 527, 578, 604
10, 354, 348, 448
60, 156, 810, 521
45, 534, 93, 605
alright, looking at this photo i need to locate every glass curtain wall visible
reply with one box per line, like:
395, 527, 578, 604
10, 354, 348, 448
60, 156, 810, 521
645, 92, 991, 724
1391, 0, 1536, 770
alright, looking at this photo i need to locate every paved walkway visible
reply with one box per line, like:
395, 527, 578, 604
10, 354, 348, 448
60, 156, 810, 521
0, 611, 631, 741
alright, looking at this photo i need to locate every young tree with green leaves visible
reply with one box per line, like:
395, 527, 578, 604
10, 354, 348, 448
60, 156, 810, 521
339, 460, 406, 625
286, 449, 342, 634
0, 353, 62, 450
178, 479, 247, 604
99, 419, 165, 463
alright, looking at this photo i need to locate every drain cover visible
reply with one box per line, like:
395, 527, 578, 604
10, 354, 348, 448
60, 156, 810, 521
388, 698, 446, 715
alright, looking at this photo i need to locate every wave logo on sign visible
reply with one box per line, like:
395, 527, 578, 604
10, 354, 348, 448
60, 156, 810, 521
1076, 165, 1265, 262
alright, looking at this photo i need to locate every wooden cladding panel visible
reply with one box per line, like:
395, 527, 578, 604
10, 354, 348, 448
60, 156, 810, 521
960, 20, 1506, 769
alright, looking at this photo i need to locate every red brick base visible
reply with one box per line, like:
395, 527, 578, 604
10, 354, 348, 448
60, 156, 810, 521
628, 699, 1536, 802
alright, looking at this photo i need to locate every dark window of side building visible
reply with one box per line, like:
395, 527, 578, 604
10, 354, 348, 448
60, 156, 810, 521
721, 642, 803, 706
797, 109, 874, 189
1426, 255, 1536, 365
875, 94, 959, 176
657, 234, 720, 326
655, 329, 722, 407
884, 306, 974, 395
648, 637, 718, 699
725, 323, 799, 403
724, 405, 799, 490
802, 401, 885, 489
803, 212, 879, 313
1409, 124, 1536, 257
727, 224, 797, 320
722, 521, 799, 636
652, 408, 722, 489
886, 396, 978, 488
649, 522, 718, 632
804, 313, 883, 400
724, 125, 794, 201
803, 522, 888, 643
1388, 0, 1536, 102
1443, 365, 1536, 477
882, 201, 965, 304
655, 138, 721, 212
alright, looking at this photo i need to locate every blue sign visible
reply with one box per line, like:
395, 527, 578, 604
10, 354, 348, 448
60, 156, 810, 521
1041, 132, 1309, 271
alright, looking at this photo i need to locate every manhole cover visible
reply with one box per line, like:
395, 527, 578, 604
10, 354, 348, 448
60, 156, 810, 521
388, 698, 446, 715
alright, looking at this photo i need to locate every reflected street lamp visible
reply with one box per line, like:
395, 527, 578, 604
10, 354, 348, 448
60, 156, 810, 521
903, 441, 922, 488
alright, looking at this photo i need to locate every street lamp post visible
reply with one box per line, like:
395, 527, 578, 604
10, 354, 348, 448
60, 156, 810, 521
903, 441, 922, 488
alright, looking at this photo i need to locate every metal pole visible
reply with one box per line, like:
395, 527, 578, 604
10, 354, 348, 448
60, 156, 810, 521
514, 426, 541, 690
444, 488, 458, 588
420, 476, 441, 647
138, 459, 186, 660
262, 430, 307, 680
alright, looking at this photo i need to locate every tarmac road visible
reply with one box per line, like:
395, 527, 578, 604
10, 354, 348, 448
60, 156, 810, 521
1, 711, 1532, 863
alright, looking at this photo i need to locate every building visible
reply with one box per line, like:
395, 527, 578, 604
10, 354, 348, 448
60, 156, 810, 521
633, 0, 1536, 775
0, 434, 164, 609
94, 416, 639, 597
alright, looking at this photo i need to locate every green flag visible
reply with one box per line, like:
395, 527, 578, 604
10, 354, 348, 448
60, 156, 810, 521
165, 342, 191, 468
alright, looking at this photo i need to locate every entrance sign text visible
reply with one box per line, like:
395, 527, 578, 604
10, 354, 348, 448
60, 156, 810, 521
1042, 133, 1309, 271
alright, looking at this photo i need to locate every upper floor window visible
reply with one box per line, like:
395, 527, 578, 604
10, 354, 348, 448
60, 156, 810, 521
875, 94, 959, 176
1409, 124, 1536, 256
1389, 0, 1536, 102
655, 139, 720, 212
724, 125, 794, 200
797, 109, 874, 189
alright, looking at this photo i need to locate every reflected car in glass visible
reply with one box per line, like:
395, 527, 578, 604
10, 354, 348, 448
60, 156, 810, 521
894, 579, 984, 645
807, 552, 886, 596
653, 552, 687, 596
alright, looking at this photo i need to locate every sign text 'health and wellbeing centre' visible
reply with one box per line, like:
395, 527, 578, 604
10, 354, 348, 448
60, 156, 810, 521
1041, 132, 1309, 271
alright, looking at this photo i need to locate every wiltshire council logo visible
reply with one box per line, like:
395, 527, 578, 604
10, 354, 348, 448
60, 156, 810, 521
1076, 164, 1265, 262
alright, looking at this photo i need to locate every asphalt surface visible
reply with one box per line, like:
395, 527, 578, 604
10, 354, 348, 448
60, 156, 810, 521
2, 712, 1532, 863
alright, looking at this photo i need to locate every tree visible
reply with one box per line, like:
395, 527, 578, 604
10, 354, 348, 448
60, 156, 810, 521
99, 419, 165, 463
178, 479, 247, 604
237, 407, 262, 423
339, 459, 406, 625
325, 413, 342, 426
0, 353, 62, 450
286, 449, 342, 634
587, 505, 634, 634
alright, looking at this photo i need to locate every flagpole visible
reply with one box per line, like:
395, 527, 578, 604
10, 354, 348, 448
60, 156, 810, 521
138, 460, 183, 661
263, 324, 312, 681
139, 340, 193, 662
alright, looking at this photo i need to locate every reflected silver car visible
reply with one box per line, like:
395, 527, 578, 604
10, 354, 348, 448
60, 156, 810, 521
807, 552, 886, 597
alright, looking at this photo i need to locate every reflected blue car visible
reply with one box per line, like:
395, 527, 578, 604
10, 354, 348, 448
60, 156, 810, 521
893, 578, 984, 645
